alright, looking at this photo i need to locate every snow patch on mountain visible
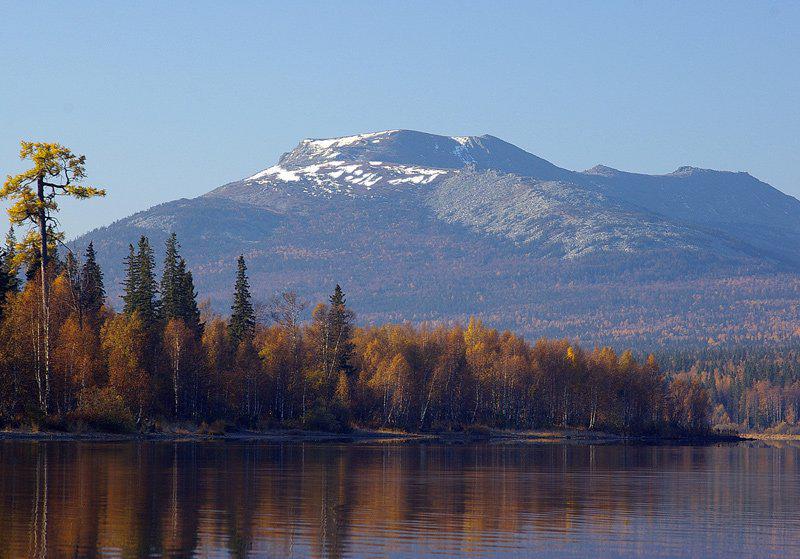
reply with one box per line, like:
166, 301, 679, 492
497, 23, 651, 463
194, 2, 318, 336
248, 165, 301, 182
204, 129, 800, 264
452, 145, 476, 165
241, 160, 450, 198
302, 130, 399, 150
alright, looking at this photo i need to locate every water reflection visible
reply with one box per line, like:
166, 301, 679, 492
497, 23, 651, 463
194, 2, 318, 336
1, 441, 799, 558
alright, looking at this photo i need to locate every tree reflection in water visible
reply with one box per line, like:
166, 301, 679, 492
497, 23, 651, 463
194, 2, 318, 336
0, 441, 798, 558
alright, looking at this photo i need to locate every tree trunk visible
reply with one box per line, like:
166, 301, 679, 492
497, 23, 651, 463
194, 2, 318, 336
37, 177, 50, 415
173, 340, 181, 418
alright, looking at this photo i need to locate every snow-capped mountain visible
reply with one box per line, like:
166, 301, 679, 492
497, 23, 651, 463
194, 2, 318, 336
205, 130, 573, 210
75, 130, 800, 347
204, 130, 800, 262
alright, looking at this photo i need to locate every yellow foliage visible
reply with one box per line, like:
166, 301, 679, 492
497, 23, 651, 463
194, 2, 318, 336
1, 140, 105, 267
566, 346, 577, 365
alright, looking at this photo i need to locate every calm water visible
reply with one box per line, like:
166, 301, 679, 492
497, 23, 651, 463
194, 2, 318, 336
1, 440, 799, 558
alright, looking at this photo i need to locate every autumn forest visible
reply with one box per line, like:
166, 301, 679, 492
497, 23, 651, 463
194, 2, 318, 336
0, 224, 716, 435
2, 141, 797, 437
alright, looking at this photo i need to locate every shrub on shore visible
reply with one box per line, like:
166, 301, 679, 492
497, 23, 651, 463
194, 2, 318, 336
69, 387, 135, 433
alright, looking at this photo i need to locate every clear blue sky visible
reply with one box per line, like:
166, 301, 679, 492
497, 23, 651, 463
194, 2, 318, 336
1, 1, 798, 237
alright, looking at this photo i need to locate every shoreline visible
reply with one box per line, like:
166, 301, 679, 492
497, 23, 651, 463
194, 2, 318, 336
0, 427, 749, 445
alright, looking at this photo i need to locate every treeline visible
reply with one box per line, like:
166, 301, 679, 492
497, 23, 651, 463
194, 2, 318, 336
658, 347, 800, 433
0, 230, 710, 435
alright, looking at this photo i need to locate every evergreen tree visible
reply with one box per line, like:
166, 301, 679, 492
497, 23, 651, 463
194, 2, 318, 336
2, 226, 19, 294
122, 236, 160, 325
161, 233, 181, 319
20, 224, 65, 282
64, 250, 79, 288
24, 250, 39, 282
134, 236, 160, 326
328, 284, 355, 377
160, 233, 202, 335
0, 248, 13, 319
121, 243, 138, 315
80, 242, 105, 319
0, 227, 20, 313
63, 250, 82, 316
4, 225, 16, 255
177, 259, 202, 335
229, 255, 255, 344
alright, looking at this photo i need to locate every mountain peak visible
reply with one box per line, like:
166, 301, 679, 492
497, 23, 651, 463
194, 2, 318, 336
583, 164, 621, 177
298, 130, 401, 152
273, 129, 572, 183
670, 165, 704, 176
213, 130, 791, 229
80, 129, 800, 348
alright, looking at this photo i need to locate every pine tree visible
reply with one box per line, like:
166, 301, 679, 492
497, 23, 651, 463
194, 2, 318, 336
80, 242, 105, 319
160, 233, 181, 320
313, 284, 356, 395
330, 284, 346, 307
328, 284, 355, 378
0, 227, 20, 315
134, 236, 160, 326
0, 248, 13, 319
24, 225, 61, 281
122, 236, 160, 326
121, 243, 138, 315
160, 233, 201, 335
1, 226, 19, 294
63, 250, 82, 317
229, 255, 255, 344
177, 259, 202, 335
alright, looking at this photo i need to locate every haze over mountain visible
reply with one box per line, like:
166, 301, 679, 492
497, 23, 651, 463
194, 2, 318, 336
76, 130, 800, 348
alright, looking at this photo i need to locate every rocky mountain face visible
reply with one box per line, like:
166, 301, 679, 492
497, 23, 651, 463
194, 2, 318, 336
74, 130, 800, 348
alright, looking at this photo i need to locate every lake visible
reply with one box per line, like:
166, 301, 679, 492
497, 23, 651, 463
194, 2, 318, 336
0, 440, 798, 558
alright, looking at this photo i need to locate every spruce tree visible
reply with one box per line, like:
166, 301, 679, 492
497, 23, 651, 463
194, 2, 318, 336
0, 248, 13, 319
23, 224, 63, 281
0, 227, 20, 311
122, 236, 160, 325
24, 242, 43, 282
328, 284, 355, 377
2, 226, 19, 294
80, 242, 105, 319
161, 233, 181, 319
161, 233, 201, 335
121, 243, 138, 315
4, 225, 15, 255
64, 251, 79, 287
134, 235, 160, 326
63, 250, 82, 317
330, 284, 346, 308
229, 254, 255, 344
177, 258, 202, 335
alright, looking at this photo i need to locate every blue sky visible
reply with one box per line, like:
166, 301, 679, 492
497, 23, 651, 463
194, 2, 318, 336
1, 1, 798, 236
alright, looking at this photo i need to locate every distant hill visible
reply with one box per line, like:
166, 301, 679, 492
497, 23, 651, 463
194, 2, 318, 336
74, 130, 800, 348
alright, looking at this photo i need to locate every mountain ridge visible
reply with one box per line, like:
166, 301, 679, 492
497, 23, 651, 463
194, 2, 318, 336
73, 129, 800, 348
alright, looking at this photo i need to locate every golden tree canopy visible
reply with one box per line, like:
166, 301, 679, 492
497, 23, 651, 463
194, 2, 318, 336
1, 141, 105, 265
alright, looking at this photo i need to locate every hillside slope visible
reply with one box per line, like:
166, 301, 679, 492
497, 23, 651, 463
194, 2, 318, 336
74, 130, 800, 348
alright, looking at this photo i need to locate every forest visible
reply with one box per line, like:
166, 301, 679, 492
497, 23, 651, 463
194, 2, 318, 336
1, 140, 780, 437
0, 227, 713, 435
657, 347, 800, 434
